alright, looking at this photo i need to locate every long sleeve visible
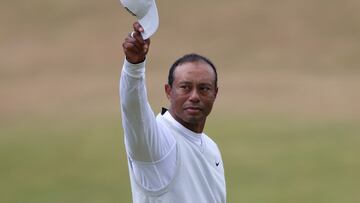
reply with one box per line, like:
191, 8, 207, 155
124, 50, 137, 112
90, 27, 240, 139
119, 59, 175, 162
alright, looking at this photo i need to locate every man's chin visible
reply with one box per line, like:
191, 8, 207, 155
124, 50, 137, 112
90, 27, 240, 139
185, 115, 205, 124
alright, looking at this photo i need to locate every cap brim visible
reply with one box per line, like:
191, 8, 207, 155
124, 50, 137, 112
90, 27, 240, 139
138, 0, 159, 40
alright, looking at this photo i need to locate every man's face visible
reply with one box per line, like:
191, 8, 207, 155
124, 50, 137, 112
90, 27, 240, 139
165, 61, 218, 132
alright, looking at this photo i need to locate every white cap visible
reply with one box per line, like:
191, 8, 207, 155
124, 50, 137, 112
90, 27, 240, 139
120, 0, 159, 39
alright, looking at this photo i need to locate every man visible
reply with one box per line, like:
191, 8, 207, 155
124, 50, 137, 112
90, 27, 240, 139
120, 22, 226, 203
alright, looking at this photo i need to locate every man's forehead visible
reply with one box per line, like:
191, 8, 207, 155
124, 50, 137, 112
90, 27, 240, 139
174, 61, 215, 76
173, 62, 216, 85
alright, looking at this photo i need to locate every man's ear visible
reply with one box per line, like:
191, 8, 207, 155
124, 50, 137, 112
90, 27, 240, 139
165, 84, 172, 99
214, 86, 218, 99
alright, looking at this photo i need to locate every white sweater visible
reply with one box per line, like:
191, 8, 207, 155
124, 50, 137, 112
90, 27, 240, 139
120, 59, 226, 203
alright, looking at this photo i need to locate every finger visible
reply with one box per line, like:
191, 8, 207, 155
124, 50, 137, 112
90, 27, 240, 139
132, 31, 146, 47
132, 22, 146, 47
133, 22, 144, 33
123, 42, 145, 63
123, 41, 140, 54
123, 48, 137, 57
125, 35, 143, 51
144, 38, 150, 49
128, 30, 147, 54
142, 38, 150, 53
144, 38, 150, 45
123, 39, 146, 56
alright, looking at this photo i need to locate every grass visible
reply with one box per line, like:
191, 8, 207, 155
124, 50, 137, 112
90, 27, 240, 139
1, 116, 359, 202
208, 117, 360, 203
0, 119, 131, 203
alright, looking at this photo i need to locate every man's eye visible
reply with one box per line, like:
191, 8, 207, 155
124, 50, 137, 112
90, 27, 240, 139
200, 87, 210, 91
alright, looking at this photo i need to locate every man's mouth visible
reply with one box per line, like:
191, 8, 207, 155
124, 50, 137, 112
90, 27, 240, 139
184, 106, 202, 114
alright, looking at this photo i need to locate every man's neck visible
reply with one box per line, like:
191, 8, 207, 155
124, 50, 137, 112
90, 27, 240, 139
168, 110, 205, 134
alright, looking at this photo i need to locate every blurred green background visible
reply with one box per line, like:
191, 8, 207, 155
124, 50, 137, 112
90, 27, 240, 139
1, 0, 360, 202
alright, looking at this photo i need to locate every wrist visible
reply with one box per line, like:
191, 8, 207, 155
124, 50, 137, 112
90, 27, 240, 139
124, 58, 146, 68
126, 56, 146, 64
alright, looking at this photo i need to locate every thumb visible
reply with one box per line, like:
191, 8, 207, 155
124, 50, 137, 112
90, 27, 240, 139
144, 38, 150, 54
145, 38, 150, 46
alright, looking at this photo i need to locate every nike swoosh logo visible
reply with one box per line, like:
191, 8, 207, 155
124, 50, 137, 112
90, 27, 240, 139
215, 162, 220, 166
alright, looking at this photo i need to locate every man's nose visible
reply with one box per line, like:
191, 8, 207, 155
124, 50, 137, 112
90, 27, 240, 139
189, 89, 200, 103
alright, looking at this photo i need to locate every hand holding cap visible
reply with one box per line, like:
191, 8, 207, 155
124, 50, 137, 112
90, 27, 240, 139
120, 0, 159, 39
122, 22, 151, 64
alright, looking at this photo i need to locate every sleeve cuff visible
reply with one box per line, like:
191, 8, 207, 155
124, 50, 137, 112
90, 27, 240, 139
122, 59, 146, 78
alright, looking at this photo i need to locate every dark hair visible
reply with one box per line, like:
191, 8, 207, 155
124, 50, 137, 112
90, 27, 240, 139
167, 53, 218, 87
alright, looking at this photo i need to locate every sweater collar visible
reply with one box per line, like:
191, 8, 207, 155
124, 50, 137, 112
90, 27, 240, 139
162, 110, 203, 146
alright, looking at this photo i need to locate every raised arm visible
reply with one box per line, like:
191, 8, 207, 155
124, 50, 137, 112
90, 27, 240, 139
120, 22, 175, 163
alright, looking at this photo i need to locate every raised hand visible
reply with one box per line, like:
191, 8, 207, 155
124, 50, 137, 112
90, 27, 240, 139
122, 22, 151, 64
